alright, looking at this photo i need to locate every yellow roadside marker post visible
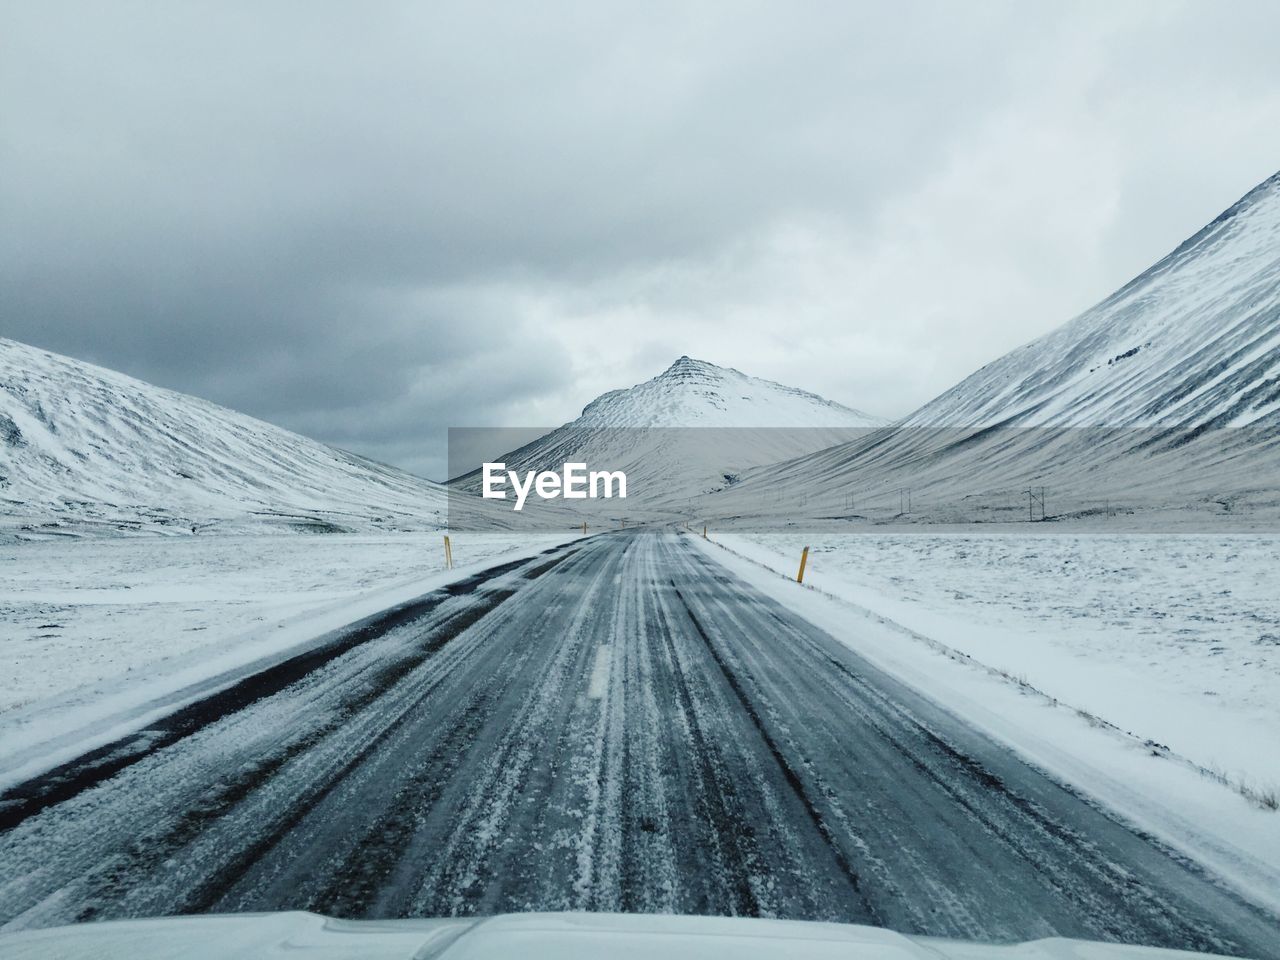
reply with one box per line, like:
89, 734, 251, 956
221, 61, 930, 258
443, 535, 454, 570
702, 525, 707, 539
582, 520, 587, 535
796, 546, 810, 584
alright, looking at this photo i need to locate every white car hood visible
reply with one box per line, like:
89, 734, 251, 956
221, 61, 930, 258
0, 911, 1236, 959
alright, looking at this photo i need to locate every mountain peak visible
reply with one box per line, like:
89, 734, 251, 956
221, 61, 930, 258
462, 356, 887, 502
657, 355, 720, 379
578, 357, 886, 429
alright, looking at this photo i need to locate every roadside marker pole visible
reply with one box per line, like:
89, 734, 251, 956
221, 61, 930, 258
443, 534, 454, 570
582, 521, 587, 535
796, 545, 810, 584
702, 525, 707, 539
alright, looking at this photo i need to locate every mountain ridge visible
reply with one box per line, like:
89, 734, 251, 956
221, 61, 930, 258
701, 168, 1280, 526
906, 169, 1280, 431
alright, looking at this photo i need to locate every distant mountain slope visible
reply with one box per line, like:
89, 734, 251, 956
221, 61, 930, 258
0, 337, 446, 536
705, 171, 1280, 526
910, 170, 1280, 430
450, 357, 885, 518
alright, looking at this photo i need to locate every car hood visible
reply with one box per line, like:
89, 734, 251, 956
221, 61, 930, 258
0, 911, 1236, 959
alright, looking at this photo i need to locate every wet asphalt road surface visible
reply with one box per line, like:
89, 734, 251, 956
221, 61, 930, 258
1, 530, 1276, 957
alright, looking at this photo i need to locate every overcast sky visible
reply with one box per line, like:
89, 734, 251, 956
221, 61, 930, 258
4, 1, 1280, 480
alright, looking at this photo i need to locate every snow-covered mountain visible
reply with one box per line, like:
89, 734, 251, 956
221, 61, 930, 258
575, 356, 885, 429
705, 171, 1280, 526
450, 357, 885, 521
909, 170, 1280, 431
0, 337, 447, 537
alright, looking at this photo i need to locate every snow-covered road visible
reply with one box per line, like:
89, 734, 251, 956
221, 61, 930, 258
0, 532, 1276, 956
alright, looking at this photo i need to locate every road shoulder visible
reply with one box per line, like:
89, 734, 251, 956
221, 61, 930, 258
685, 531, 1280, 920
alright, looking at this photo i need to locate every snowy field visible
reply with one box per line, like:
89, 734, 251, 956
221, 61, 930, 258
0, 532, 582, 715
716, 531, 1280, 802
0, 532, 576, 783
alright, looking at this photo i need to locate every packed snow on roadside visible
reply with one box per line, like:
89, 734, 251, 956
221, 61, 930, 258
0, 532, 576, 782
716, 531, 1280, 794
689, 530, 1280, 918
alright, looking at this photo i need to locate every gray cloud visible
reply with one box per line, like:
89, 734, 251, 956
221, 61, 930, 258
4, 1, 1280, 479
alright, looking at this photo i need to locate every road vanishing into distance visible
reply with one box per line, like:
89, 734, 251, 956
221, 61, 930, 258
1, 531, 1277, 957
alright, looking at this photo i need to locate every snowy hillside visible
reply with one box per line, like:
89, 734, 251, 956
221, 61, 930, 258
909, 171, 1280, 431
0, 337, 447, 537
703, 171, 1280, 527
451, 357, 885, 521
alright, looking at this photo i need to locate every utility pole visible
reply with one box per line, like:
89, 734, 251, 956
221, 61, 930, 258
1024, 487, 1047, 521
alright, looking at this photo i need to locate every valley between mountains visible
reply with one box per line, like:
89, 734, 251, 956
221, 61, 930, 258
3, 170, 1280, 952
